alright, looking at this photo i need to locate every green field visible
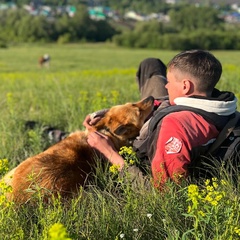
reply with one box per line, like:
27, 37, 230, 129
0, 44, 240, 239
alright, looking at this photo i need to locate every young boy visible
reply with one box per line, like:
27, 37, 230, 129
84, 50, 238, 188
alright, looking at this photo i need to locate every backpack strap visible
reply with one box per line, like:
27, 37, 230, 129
134, 104, 225, 161
148, 105, 228, 134
207, 111, 240, 155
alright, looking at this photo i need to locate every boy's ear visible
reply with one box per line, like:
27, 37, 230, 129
182, 79, 193, 95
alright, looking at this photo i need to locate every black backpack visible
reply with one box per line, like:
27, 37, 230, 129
207, 111, 240, 161
134, 105, 240, 176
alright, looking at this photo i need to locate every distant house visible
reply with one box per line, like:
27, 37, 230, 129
165, 0, 178, 4
225, 12, 240, 23
88, 6, 106, 20
88, 6, 119, 21
124, 11, 146, 21
146, 13, 170, 22
66, 5, 76, 17
0, 2, 17, 10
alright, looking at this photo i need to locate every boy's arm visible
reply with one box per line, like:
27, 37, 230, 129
151, 116, 190, 188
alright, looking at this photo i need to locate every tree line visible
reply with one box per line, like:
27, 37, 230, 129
113, 6, 240, 50
0, 4, 117, 47
0, 3, 240, 50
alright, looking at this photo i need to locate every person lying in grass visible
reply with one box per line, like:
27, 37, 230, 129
83, 50, 238, 189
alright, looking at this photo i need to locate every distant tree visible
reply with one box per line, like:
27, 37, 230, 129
168, 5, 224, 32
57, 4, 117, 42
64, 5, 91, 40
134, 21, 165, 35
0, 9, 27, 42
16, 15, 55, 42
0, 4, 116, 43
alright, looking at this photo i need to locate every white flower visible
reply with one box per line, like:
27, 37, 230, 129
162, 218, 167, 229
120, 233, 125, 238
147, 213, 152, 219
133, 228, 138, 232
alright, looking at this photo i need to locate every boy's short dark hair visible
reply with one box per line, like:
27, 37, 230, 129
167, 49, 222, 93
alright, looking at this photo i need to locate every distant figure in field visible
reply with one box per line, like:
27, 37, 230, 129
39, 54, 50, 68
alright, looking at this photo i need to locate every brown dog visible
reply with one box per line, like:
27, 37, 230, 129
38, 54, 50, 68
3, 96, 154, 204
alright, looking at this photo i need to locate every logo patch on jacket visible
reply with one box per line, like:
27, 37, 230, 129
165, 137, 182, 154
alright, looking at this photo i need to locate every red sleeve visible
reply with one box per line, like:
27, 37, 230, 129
151, 114, 191, 189
154, 99, 161, 106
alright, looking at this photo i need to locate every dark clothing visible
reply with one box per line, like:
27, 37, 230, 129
136, 58, 168, 99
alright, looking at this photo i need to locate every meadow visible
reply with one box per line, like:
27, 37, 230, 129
0, 43, 240, 239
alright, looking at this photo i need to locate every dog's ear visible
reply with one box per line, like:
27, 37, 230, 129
113, 125, 128, 136
91, 109, 109, 120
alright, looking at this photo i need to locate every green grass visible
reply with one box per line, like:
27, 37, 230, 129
0, 43, 240, 239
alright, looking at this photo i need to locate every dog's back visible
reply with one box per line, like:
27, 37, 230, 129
10, 131, 95, 202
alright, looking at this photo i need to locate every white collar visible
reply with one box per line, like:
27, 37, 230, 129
174, 97, 237, 116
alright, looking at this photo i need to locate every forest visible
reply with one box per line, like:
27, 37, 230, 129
0, 1, 240, 50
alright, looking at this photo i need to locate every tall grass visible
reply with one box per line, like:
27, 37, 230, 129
0, 44, 240, 239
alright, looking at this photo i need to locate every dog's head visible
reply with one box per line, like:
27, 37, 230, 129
93, 96, 154, 150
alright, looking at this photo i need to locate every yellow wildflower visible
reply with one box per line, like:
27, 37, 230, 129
198, 210, 205, 217
187, 184, 201, 210
109, 164, 121, 175
0, 159, 9, 175
187, 205, 192, 213
128, 159, 135, 165
48, 223, 71, 240
206, 185, 214, 192
205, 179, 210, 186
203, 178, 226, 206
212, 181, 218, 189
0, 180, 14, 208
118, 146, 139, 167
205, 194, 213, 203
234, 227, 240, 236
